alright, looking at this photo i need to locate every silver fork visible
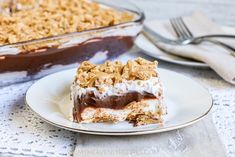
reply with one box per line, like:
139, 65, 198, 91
170, 17, 235, 56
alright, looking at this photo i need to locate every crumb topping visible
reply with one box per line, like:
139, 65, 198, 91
0, 0, 133, 46
76, 57, 158, 89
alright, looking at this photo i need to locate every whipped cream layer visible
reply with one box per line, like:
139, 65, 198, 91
71, 76, 163, 100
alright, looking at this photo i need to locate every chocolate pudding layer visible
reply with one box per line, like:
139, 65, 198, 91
0, 36, 134, 74
73, 92, 156, 122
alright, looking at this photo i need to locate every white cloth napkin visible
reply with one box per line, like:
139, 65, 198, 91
73, 114, 225, 157
145, 12, 235, 85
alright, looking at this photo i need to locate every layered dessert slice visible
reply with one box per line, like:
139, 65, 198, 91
71, 58, 166, 126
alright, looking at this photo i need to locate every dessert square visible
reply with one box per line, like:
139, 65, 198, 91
71, 58, 166, 126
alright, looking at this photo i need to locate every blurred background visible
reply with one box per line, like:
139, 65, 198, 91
130, 0, 235, 26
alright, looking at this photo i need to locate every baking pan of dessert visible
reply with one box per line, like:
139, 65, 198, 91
0, 0, 145, 86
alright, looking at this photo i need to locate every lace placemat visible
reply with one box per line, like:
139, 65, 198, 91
0, 81, 77, 157
0, 51, 234, 157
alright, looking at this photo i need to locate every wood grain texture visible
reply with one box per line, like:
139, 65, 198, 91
130, 0, 235, 26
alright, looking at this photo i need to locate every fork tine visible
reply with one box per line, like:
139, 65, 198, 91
174, 17, 191, 39
178, 17, 193, 38
170, 18, 188, 39
170, 18, 181, 38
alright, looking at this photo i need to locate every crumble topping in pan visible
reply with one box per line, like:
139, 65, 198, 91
0, 0, 133, 46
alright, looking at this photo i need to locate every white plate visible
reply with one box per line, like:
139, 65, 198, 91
135, 26, 235, 68
25, 68, 212, 135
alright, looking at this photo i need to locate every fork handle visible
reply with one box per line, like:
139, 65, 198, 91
201, 38, 235, 56
196, 34, 235, 39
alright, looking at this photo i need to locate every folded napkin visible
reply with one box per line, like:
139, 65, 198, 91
73, 114, 226, 157
145, 12, 235, 85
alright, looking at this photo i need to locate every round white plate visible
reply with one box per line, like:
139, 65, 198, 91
135, 26, 235, 68
25, 68, 212, 135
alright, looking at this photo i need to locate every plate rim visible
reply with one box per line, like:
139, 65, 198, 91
141, 49, 209, 67
25, 68, 213, 136
135, 34, 209, 68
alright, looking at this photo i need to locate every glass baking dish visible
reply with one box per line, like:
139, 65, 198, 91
0, 0, 145, 86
